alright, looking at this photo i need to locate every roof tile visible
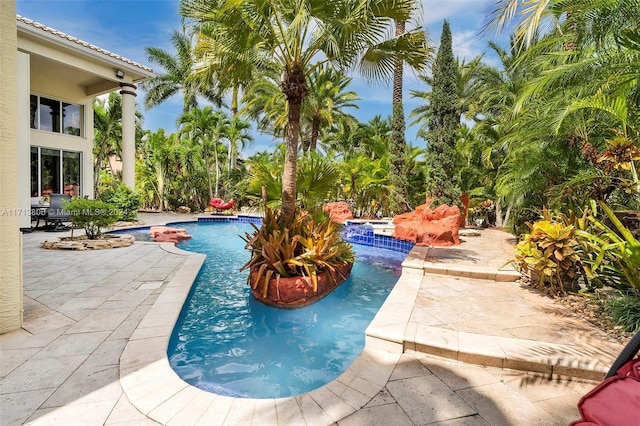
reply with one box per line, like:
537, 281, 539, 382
17, 14, 153, 73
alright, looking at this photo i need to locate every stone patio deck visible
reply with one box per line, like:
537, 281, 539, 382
0, 213, 624, 425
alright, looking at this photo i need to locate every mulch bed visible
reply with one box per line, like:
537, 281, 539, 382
519, 277, 634, 345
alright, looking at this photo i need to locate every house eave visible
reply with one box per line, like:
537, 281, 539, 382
17, 15, 154, 83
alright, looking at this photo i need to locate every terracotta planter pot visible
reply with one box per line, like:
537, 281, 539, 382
249, 262, 354, 308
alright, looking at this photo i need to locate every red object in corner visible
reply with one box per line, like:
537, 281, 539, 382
570, 356, 640, 425
209, 198, 234, 210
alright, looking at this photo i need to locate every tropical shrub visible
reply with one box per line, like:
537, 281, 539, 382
98, 181, 141, 221
512, 209, 581, 296
600, 291, 640, 333
577, 201, 640, 291
240, 208, 354, 298
64, 198, 119, 239
470, 199, 495, 227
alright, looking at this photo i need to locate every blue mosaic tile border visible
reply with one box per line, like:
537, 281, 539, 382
197, 216, 414, 253
237, 215, 264, 224
198, 215, 263, 224
341, 222, 414, 253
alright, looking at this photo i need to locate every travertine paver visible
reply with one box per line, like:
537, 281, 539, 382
338, 404, 415, 426
398, 273, 623, 380
339, 352, 588, 425
0, 228, 190, 426
0, 215, 617, 425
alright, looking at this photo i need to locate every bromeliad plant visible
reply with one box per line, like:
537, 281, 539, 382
512, 208, 581, 296
240, 208, 354, 298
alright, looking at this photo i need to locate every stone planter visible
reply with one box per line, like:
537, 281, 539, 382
41, 234, 135, 250
249, 262, 354, 308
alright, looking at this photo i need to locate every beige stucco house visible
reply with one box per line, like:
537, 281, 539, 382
0, 2, 154, 333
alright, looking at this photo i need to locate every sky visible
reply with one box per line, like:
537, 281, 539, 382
16, 0, 508, 157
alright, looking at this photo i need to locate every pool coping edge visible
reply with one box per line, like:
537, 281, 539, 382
119, 240, 403, 426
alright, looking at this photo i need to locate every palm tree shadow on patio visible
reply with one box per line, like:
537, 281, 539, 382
283, 352, 560, 425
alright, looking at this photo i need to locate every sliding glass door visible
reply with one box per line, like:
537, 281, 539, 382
30, 147, 81, 197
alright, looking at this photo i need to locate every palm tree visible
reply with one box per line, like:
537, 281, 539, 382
241, 69, 289, 139
296, 153, 341, 210
242, 148, 286, 209
181, 0, 424, 223
323, 115, 361, 158
304, 65, 360, 153
136, 129, 176, 210
242, 65, 360, 155
187, 19, 284, 117
141, 29, 223, 114
360, 4, 431, 213
225, 116, 254, 187
93, 93, 122, 193
487, 0, 640, 213
485, 0, 552, 50
179, 107, 230, 200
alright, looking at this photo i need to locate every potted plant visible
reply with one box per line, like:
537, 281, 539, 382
240, 208, 354, 308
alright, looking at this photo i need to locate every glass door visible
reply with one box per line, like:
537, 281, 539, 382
63, 151, 81, 196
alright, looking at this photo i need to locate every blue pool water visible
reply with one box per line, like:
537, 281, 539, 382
166, 222, 405, 399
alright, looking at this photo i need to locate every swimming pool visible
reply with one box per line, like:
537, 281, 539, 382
165, 221, 405, 399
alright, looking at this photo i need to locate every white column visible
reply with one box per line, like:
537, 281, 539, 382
17, 51, 30, 230
120, 83, 137, 189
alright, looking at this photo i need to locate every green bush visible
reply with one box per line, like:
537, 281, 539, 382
512, 208, 581, 296
600, 291, 640, 333
64, 198, 119, 239
576, 201, 640, 292
98, 182, 141, 221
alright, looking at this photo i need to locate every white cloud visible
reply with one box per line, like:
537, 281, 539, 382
420, 1, 467, 26
452, 30, 486, 62
420, 0, 491, 27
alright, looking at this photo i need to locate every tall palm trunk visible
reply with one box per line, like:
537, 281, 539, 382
94, 148, 105, 195
495, 197, 503, 227
227, 139, 236, 186
93, 122, 114, 195
310, 115, 321, 152
226, 94, 240, 191
280, 62, 308, 223
203, 152, 214, 200
393, 21, 405, 104
282, 97, 302, 221
231, 86, 239, 117
227, 143, 232, 184
155, 162, 165, 211
213, 143, 220, 198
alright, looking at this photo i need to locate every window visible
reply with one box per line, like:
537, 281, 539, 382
30, 147, 82, 197
63, 151, 81, 196
29, 94, 83, 137
39, 97, 61, 133
40, 148, 61, 196
62, 103, 81, 136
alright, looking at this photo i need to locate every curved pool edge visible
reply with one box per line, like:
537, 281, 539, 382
118, 239, 418, 425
